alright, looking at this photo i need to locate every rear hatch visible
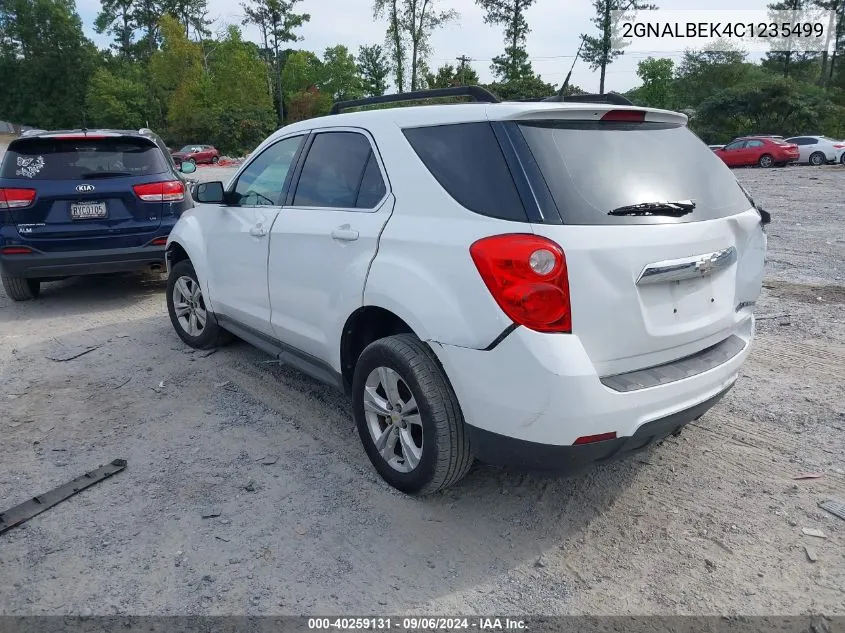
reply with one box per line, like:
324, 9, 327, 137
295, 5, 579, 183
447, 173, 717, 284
510, 109, 766, 375
0, 134, 173, 252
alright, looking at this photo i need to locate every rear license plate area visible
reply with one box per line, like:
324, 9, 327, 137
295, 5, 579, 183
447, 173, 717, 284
70, 201, 107, 220
671, 277, 714, 316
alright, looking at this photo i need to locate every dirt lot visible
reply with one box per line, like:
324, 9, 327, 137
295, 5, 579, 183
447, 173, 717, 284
0, 162, 843, 616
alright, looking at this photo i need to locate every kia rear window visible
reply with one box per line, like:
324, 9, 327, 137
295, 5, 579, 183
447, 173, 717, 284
403, 122, 527, 222
516, 121, 752, 225
1, 137, 170, 180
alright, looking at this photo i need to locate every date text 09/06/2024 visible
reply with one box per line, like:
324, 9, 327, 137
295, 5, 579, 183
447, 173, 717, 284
307, 617, 527, 630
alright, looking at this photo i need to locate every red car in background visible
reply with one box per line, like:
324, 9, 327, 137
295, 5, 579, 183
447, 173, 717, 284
713, 137, 799, 168
170, 144, 220, 166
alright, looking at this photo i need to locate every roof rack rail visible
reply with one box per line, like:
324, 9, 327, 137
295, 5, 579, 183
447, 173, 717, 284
542, 92, 634, 106
330, 85, 500, 115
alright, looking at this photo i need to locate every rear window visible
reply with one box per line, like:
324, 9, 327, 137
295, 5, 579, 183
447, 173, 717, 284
403, 122, 526, 222
1, 137, 170, 180
517, 121, 752, 225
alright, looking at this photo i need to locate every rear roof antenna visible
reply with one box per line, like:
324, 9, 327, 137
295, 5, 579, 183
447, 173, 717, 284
556, 34, 586, 99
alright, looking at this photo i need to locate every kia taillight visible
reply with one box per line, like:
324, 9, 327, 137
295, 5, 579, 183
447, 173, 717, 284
0, 188, 36, 209
600, 110, 646, 122
833, 144, 845, 149
470, 234, 571, 333
133, 181, 185, 202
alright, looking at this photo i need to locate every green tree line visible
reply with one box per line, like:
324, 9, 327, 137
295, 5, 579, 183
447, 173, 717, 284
2, 0, 845, 153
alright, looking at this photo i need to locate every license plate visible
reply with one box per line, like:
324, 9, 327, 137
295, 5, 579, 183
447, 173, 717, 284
70, 202, 107, 220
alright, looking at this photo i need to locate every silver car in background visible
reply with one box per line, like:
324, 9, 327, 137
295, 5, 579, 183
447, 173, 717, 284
784, 135, 845, 165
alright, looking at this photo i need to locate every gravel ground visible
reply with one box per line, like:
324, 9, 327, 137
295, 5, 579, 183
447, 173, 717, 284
0, 161, 843, 616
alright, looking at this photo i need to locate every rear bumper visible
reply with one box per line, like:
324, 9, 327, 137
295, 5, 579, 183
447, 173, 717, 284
0, 245, 166, 278
467, 386, 731, 471
430, 316, 754, 468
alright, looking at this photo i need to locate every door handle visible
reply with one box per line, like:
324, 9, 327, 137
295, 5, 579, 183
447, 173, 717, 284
249, 224, 268, 237
331, 227, 359, 242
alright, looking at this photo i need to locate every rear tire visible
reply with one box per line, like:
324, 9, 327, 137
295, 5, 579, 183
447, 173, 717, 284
809, 152, 826, 166
166, 260, 225, 349
211, 156, 219, 164
758, 154, 774, 168
1, 274, 40, 301
840, 153, 845, 165
352, 333, 473, 495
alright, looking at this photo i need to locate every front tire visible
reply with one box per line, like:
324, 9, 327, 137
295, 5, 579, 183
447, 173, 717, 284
166, 260, 224, 349
352, 334, 473, 495
1, 274, 40, 301
211, 156, 219, 164
809, 152, 826, 166
758, 154, 774, 168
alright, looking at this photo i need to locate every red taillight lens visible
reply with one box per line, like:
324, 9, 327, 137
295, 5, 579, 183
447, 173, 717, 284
133, 181, 185, 202
0, 188, 37, 209
833, 144, 845, 149
573, 432, 618, 445
470, 234, 571, 333
600, 110, 646, 122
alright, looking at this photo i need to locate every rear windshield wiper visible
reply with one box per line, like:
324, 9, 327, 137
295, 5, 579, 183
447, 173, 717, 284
79, 171, 133, 178
608, 200, 696, 217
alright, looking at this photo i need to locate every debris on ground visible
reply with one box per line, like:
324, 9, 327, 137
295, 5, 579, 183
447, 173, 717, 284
45, 344, 103, 362
0, 459, 127, 535
805, 546, 818, 562
818, 499, 845, 522
802, 527, 827, 539
258, 455, 279, 466
201, 508, 222, 519
793, 473, 824, 480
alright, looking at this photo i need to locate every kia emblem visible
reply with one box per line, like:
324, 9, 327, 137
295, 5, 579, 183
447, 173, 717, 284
76, 184, 95, 192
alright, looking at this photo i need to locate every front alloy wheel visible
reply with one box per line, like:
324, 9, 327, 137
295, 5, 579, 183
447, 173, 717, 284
166, 259, 226, 349
172, 275, 207, 337
363, 367, 424, 472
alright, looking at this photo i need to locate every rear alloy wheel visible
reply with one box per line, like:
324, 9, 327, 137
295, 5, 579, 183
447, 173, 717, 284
809, 152, 826, 166
352, 334, 473, 495
166, 260, 225, 349
1, 274, 40, 301
758, 154, 774, 168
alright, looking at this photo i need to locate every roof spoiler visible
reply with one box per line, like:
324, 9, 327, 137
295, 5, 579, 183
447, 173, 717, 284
509, 92, 633, 106
330, 85, 500, 114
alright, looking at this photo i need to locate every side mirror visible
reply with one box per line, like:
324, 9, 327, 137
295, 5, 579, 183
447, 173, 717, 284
180, 161, 197, 174
194, 181, 225, 203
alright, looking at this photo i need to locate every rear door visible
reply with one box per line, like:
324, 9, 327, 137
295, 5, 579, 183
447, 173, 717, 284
0, 134, 174, 252
507, 115, 766, 376
267, 129, 394, 363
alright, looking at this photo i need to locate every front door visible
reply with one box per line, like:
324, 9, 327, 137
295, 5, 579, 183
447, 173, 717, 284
204, 134, 306, 335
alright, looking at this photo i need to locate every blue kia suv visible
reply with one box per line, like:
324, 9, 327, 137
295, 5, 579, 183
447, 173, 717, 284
0, 128, 197, 300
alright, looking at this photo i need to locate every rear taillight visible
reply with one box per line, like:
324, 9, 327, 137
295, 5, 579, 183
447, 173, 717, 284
0, 188, 36, 209
600, 110, 646, 122
470, 234, 571, 333
133, 181, 185, 202
833, 144, 845, 149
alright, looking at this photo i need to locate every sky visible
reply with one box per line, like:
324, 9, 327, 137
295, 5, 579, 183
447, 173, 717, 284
75, 0, 772, 93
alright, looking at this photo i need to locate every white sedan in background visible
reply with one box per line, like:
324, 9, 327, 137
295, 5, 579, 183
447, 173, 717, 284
784, 135, 845, 165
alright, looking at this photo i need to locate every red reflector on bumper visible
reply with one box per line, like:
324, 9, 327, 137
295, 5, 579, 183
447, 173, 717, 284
1, 246, 34, 255
573, 432, 618, 445
150, 237, 168, 246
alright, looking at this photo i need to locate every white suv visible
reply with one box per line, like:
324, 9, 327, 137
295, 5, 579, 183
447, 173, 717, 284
165, 87, 768, 495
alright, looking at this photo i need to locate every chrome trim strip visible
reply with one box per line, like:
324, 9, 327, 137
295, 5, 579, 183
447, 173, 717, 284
636, 247, 737, 285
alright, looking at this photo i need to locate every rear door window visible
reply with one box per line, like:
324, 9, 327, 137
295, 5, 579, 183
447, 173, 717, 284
1, 137, 170, 180
292, 131, 386, 209
515, 120, 751, 225
403, 122, 526, 222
